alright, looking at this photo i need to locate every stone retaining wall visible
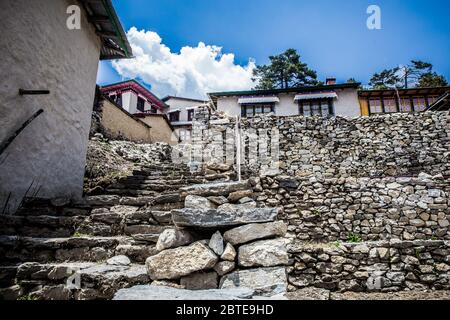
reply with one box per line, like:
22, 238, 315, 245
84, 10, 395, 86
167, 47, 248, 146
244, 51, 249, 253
287, 240, 450, 292
195, 110, 450, 242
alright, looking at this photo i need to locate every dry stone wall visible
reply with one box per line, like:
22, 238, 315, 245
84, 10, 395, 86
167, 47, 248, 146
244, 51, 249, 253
191, 110, 450, 293
196, 110, 450, 243
287, 240, 450, 292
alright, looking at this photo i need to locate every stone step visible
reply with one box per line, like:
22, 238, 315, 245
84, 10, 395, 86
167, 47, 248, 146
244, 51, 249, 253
172, 207, 279, 228
113, 285, 257, 300
0, 235, 157, 264
0, 261, 150, 300
180, 180, 250, 198
0, 215, 84, 238
107, 183, 186, 191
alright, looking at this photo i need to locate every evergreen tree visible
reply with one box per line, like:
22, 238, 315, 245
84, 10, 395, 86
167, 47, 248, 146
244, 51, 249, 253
252, 49, 318, 90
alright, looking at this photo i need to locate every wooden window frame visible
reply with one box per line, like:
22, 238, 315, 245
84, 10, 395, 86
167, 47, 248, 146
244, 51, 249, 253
241, 103, 275, 118
187, 109, 195, 121
137, 96, 145, 112
169, 111, 180, 122
298, 98, 334, 117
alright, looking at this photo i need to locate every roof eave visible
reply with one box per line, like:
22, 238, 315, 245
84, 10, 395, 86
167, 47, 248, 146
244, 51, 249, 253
81, 0, 132, 60
208, 83, 361, 98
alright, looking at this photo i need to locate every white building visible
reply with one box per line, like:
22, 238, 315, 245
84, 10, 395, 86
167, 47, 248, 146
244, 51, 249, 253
101, 80, 169, 115
161, 96, 208, 141
0, 0, 132, 212
209, 79, 362, 118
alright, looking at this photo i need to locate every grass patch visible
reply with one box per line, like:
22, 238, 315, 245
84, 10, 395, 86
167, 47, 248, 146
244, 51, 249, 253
347, 233, 362, 243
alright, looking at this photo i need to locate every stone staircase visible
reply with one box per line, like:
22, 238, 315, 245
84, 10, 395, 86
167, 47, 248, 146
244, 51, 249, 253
0, 161, 240, 300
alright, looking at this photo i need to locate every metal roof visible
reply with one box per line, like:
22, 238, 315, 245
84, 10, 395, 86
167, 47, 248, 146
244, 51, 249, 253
80, 0, 132, 60
100, 79, 169, 110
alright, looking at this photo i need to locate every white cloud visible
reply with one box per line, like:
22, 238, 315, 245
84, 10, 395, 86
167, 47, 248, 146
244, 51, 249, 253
112, 27, 256, 99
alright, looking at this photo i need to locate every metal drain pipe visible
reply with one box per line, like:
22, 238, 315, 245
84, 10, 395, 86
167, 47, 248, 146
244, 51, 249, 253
235, 116, 242, 182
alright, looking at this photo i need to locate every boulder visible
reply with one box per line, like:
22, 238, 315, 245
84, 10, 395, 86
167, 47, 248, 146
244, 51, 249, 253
145, 242, 218, 280
107, 255, 131, 266
220, 267, 287, 297
214, 261, 235, 276
224, 221, 287, 245
185, 195, 216, 209
209, 231, 224, 255
156, 229, 194, 252
180, 272, 218, 290
221, 243, 237, 261
228, 190, 254, 203
238, 238, 289, 267
113, 285, 255, 300
172, 208, 278, 228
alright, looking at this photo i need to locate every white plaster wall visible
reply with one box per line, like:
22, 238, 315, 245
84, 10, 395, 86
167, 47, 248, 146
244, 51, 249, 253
275, 94, 299, 116
217, 96, 241, 117
0, 0, 102, 212
334, 88, 361, 117
121, 92, 135, 114
165, 97, 205, 122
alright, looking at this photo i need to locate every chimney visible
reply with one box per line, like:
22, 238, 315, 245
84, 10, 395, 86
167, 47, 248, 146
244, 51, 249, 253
326, 77, 336, 85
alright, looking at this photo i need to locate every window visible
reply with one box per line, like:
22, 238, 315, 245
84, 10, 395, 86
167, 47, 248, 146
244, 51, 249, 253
369, 99, 383, 114
384, 98, 397, 113
178, 129, 192, 142
241, 104, 274, 118
137, 97, 145, 112
188, 109, 195, 121
110, 93, 122, 107
169, 111, 180, 122
151, 106, 157, 114
299, 99, 333, 117
428, 96, 439, 106
399, 98, 412, 112
413, 97, 426, 112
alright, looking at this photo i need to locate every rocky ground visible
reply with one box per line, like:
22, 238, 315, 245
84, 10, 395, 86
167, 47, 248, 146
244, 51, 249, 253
286, 287, 450, 300
84, 137, 172, 195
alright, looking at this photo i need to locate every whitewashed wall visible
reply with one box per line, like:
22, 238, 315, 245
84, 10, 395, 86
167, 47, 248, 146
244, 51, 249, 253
165, 97, 205, 122
0, 0, 102, 212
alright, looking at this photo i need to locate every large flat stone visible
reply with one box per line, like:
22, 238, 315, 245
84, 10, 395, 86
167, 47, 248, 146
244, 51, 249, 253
172, 208, 278, 228
238, 238, 289, 267
185, 195, 216, 209
145, 242, 218, 280
180, 181, 250, 197
220, 267, 287, 297
180, 272, 218, 290
224, 221, 287, 245
113, 285, 255, 300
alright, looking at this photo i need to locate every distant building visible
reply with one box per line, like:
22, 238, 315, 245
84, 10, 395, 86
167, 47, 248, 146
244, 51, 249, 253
358, 86, 450, 116
101, 80, 169, 115
209, 79, 362, 118
0, 0, 132, 212
161, 96, 208, 142
94, 88, 175, 145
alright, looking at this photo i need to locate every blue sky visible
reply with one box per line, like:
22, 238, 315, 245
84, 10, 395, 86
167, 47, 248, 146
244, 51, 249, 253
98, 0, 450, 98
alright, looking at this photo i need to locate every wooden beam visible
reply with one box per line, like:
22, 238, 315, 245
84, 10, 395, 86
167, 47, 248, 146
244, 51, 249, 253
96, 30, 119, 38
88, 15, 110, 23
